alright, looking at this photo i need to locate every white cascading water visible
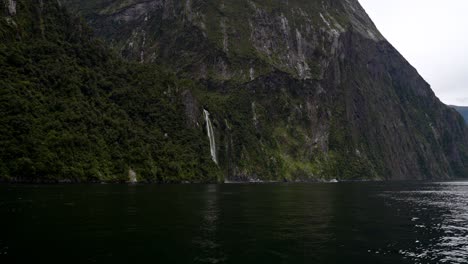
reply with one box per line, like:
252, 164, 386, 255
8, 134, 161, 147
128, 169, 137, 183
203, 109, 218, 164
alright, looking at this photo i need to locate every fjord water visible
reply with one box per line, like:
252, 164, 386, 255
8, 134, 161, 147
1, 182, 468, 263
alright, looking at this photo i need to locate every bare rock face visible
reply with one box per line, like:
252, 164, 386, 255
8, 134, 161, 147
60, 0, 468, 181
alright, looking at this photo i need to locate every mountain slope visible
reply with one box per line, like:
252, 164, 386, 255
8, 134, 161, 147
0, 0, 219, 182
452, 106, 468, 124
61, 0, 468, 180
62, 0, 386, 81
2, 0, 468, 182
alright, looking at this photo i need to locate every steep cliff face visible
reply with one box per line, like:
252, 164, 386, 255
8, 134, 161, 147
62, 0, 385, 82
60, 0, 468, 180
2, 0, 468, 182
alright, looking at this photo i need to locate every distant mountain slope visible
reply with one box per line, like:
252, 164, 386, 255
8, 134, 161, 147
452, 106, 468, 124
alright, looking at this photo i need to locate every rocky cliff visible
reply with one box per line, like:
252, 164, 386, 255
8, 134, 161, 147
63, 0, 385, 82
61, 0, 468, 180
2, 0, 468, 182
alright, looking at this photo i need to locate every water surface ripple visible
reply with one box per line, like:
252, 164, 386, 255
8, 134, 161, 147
1, 181, 468, 263
381, 181, 468, 263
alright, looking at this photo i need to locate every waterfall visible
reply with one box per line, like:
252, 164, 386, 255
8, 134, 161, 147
128, 169, 137, 183
203, 109, 218, 164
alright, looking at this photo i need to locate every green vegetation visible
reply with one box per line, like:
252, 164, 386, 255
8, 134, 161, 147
1, 0, 345, 183
2, 0, 467, 182
0, 1, 218, 182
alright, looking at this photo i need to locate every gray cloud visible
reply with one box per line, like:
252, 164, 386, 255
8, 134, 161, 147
359, 0, 468, 106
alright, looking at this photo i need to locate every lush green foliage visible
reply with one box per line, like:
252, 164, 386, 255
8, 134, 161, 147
0, 1, 218, 182
2, 0, 467, 182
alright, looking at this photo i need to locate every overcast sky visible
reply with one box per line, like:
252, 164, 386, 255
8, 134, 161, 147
358, 0, 468, 106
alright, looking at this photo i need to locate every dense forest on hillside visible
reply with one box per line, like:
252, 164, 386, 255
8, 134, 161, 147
0, 0, 219, 182
0, 1, 372, 183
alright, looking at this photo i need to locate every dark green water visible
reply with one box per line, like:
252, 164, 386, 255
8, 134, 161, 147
1, 182, 468, 263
